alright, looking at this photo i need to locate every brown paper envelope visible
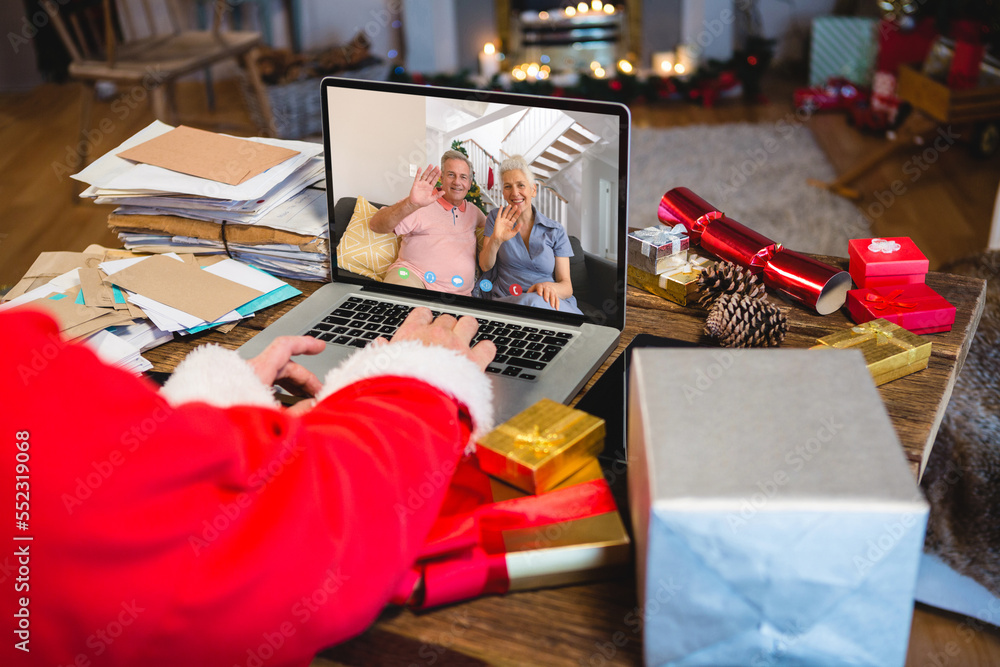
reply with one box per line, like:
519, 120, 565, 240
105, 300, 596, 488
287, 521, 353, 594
22, 251, 101, 279
3, 278, 35, 303
107, 255, 264, 323
79, 268, 116, 308
116, 125, 300, 186
125, 299, 146, 319
64, 312, 136, 341
24, 289, 111, 331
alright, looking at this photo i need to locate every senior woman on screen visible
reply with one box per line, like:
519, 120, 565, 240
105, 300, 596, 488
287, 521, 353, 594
478, 156, 582, 314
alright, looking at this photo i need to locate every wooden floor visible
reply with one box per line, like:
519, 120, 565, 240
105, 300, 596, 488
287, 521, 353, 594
2, 73, 999, 666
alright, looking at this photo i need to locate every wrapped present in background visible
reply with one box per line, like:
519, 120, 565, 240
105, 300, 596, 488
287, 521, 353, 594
809, 17, 879, 86
391, 457, 630, 609
627, 225, 689, 275
849, 237, 929, 288
811, 318, 932, 385
847, 283, 956, 334
476, 398, 606, 494
628, 348, 928, 666
627, 251, 715, 307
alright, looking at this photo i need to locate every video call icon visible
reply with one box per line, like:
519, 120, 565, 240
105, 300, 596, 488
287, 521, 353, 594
397, 268, 410, 279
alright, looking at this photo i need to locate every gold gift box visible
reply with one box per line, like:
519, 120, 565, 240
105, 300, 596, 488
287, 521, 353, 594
476, 398, 606, 494
811, 318, 932, 386
488, 458, 631, 590
626, 252, 715, 306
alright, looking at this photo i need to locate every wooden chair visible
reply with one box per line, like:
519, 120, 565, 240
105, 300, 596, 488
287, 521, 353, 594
40, 0, 277, 169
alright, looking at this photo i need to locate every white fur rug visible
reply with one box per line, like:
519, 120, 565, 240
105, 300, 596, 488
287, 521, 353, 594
628, 123, 872, 256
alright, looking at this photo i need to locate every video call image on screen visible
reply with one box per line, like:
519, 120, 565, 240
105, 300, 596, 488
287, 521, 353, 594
326, 83, 623, 317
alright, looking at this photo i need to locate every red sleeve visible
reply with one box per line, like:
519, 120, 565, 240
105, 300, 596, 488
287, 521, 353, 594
0, 309, 481, 667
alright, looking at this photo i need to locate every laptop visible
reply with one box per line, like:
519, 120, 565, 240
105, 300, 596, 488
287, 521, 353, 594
238, 77, 630, 423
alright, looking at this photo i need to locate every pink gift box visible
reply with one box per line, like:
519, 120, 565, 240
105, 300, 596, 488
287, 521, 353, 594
846, 283, 956, 334
848, 237, 929, 288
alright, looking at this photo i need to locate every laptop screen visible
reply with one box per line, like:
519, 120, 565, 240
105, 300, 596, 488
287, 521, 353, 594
321, 77, 629, 331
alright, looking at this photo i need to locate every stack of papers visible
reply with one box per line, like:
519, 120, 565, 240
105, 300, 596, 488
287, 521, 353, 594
73, 121, 329, 281
1, 247, 301, 374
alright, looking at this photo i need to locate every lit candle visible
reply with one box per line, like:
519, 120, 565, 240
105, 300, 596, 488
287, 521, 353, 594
676, 45, 696, 76
652, 51, 675, 76
480, 42, 500, 78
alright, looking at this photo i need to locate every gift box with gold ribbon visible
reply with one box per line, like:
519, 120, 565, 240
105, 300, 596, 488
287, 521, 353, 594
626, 251, 715, 306
627, 225, 690, 275
476, 398, 606, 494
810, 318, 933, 386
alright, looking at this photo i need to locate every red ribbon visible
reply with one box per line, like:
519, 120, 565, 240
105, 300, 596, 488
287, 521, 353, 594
391, 458, 617, 609
865, 289, 917, 312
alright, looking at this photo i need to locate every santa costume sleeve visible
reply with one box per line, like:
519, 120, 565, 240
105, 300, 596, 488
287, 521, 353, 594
0, 308, 492, 667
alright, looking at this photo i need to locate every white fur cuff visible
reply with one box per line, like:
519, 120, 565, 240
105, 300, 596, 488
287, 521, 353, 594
316, 340, 494, 444
160, 344, 278, 409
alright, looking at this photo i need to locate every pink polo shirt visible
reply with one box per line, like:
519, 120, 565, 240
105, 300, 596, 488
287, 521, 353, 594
387, 197, 485, 295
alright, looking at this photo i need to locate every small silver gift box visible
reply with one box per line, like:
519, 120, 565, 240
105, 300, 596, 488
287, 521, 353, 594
628, 348, 928, 667
627, 224, 690, 275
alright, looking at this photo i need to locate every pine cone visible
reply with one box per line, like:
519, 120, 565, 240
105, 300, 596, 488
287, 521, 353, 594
698, 261, 767, 307
704, 293, 788, 348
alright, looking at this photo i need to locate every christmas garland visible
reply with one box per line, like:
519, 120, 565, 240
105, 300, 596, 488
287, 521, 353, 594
389, 36, 776, 108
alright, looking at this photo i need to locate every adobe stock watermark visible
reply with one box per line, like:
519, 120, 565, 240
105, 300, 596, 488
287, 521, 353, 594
406, 609, 473, 667
58, 599, 146, 666
726, 414, 845, 532
51, 66, 168, 182
923, 596, 1000, 667
7, 0, 73, 54
189, 440, 307, 555
16, 329, 72, 386
864, 125, 960, 220
234, 565, 351, 667
718, 107, 817, 198
681, 346, 747, 403
852, 512, 924, 576
747, 620, 810, 667
61, 405, 174, 514
580, 576, 684, 666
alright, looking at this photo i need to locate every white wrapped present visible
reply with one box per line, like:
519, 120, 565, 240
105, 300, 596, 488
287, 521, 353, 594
628, 348, 928, 666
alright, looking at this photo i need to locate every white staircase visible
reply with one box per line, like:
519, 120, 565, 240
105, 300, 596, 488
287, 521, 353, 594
500, 108, 601, 180
460, 138, 568, 226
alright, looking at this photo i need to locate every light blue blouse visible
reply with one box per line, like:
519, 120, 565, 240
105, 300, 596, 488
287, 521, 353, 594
479, 206, 582, 314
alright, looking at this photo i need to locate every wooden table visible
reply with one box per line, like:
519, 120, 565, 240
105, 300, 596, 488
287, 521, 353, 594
144, 256, 986, 666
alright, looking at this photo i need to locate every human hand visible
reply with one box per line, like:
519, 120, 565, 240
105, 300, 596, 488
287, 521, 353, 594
528, 282, 560, 310
247, 335, 326, 413
383, 307, 496, 371
491, 204, 521, 244
408, 165, 444, 208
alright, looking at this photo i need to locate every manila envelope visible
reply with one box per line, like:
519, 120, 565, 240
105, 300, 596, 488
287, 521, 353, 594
78, 268, 116, 308
24, 289, 116, 333
4, 251, 102, 302
116, 125, 299, 186
107, 255, 263, 323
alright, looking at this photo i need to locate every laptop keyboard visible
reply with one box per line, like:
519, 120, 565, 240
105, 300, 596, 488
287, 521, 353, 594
305, 296, 574, 381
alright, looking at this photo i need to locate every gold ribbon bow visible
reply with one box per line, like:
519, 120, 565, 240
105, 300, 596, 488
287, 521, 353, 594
830, 320, 918, 363
501, 425, 566, 459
